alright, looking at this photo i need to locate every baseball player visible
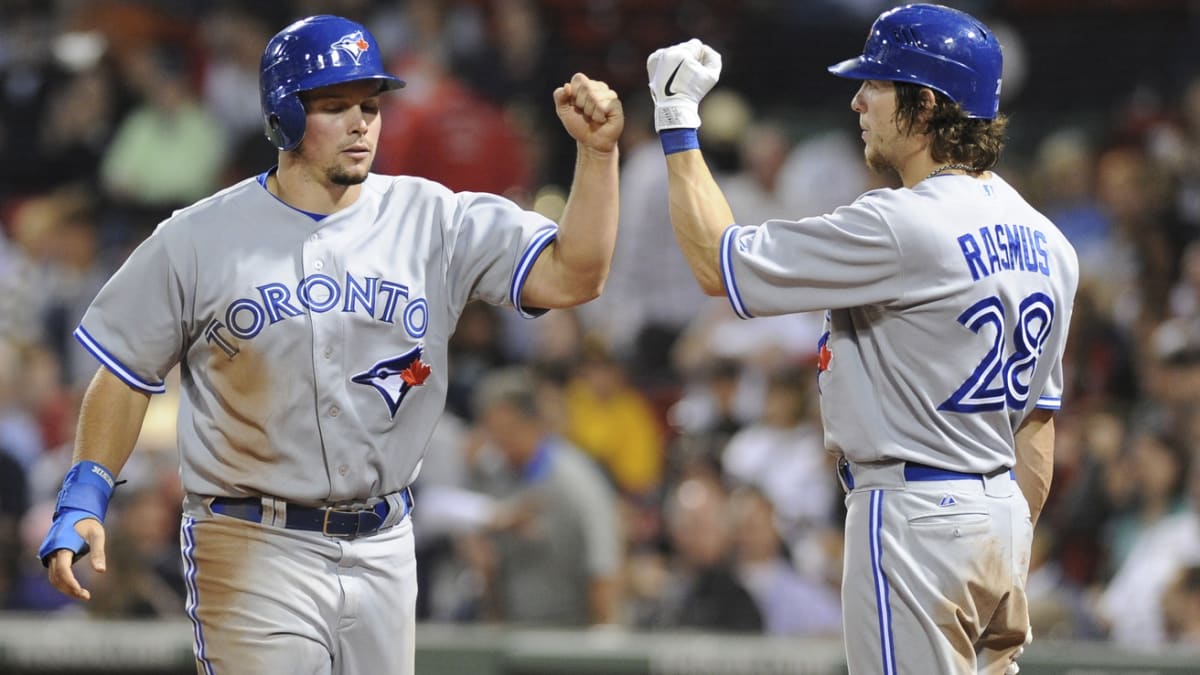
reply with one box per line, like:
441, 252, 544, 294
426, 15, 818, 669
646, 5, 1077, 675
38, 14, 623, 675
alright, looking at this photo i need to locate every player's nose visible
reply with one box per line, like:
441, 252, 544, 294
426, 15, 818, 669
850, 83, 867, 113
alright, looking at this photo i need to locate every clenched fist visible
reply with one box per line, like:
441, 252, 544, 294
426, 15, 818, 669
555, 73, 624, 154
646, 39, 723, 132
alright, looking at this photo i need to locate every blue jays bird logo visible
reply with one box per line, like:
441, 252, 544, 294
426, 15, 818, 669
332, 31, 371, 66
352, 346, 431, 418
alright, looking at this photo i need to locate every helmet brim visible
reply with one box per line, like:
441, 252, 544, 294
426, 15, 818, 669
827, 56, 892, 81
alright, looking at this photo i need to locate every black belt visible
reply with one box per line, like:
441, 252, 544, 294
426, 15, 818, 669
210, 486, 413, 539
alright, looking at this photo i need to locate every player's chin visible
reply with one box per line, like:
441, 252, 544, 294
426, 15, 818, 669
865, 148, 891, 174
328, 164, 370, 186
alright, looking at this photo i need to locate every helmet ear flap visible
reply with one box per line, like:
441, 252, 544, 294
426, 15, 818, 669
264, 93, 307, 151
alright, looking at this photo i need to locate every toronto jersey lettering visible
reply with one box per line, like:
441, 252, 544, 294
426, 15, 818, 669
75, 172, 558, 503
719, 172, 1079, 472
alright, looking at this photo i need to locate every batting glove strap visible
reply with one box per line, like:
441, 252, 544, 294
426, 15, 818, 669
647, 39, 723, 132
52, 460, 117, 520
38, 509, 96, 567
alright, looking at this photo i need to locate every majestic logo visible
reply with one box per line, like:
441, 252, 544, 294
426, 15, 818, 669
332, 31, 371, 66
352, 346, 431, 418
939, 495, 957, 507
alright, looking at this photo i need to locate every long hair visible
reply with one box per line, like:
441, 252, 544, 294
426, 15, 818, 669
894, 82, 1008, 171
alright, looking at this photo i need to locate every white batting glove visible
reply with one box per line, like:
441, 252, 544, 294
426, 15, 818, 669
646, 39, 722, 132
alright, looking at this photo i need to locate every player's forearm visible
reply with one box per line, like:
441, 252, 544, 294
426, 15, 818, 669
72, 366, 152, 476
1013, 410, 1055, 526
545, 145, 621, 305
664, 149, 735, 296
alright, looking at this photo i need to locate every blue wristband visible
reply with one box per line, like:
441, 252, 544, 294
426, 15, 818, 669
660, 128, 700, 155
53, 460, 117, 520
39, 461, 118, 567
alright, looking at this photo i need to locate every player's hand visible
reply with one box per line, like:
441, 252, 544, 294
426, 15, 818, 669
555, 73, 624, 154
46, 517, 107, 601
646, 39, 723, 131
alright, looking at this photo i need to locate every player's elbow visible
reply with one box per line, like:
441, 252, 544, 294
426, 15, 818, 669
574, 273, 607, 305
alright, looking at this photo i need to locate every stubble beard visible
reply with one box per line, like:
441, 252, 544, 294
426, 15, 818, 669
295, 141, 370, 186
328, 164, 369, 186
865, 143, 895, 175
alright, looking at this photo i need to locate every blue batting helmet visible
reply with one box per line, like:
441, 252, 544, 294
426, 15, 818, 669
827, 4, 1003, 119
260, 15, 405, 151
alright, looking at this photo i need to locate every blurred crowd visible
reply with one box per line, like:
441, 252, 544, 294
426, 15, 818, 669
3, 0, 1200, 652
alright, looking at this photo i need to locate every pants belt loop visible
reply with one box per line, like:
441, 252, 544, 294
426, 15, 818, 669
836, 457, 854, 494
265, 496, 285, 527
981, 467, 1014, 498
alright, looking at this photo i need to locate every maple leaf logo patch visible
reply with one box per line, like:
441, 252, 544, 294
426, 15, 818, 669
352, 346, 431, 418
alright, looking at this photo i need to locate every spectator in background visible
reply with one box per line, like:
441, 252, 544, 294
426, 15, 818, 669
1093, 146, 1177, 335
1101, 429, 1191, 573
199, 9, 272, 143
0, 207, 53, 347
648, 475, 762, 633
35, 58, 120, 193
1060, 282, 1138, 412
778, 128, 877, 217
672, 298, 824, 428
0, 8, 59, 197
0, 339, 44, 473
1147, 75, 1200, 240
445, 302, 511, 422
34, 190, 111, 388
1097, 449, 1200, 646
720, 119, 793, 229
666, 357, 745, 477
728, 487, 841, 637
721, 367, 837, 581
467, 367, 622, 626
564, 337, 665, 498
1045, 407, 1128, 586
199, 9, 277, 183
374, 7, 534, 202
100, 45, 227, 214
1031, 128, 1111, 274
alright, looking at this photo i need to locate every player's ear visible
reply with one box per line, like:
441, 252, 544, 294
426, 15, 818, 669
913, 86, 938, 133
918, 87, 937, 114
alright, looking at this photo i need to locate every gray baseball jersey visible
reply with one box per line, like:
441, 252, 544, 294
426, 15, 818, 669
719, 172, 1079, 472
75, 171, 557, 503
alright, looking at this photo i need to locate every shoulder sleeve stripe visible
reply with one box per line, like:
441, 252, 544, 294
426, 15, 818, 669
510, 226, 559, 319
1035, 395, 1062, 410
720, 225, 753, 320
73, 326, 167, 395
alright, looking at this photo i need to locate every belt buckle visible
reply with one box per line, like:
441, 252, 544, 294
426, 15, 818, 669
321, 505, 360, 538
